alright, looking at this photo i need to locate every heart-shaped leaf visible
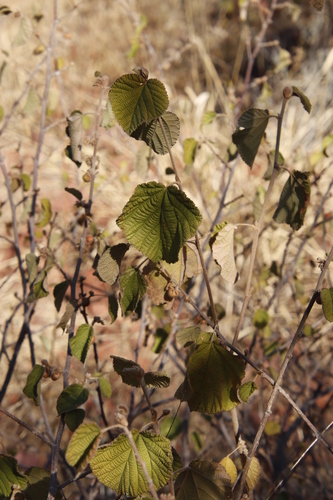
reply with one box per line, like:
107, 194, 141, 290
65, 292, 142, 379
273, 170, 311, 230
117, 182, 202, 263
131, 111, 180, 155
176, 341, 245, 413
90, 430, 172, 496
174, 460, 233, 500
232, 108, 270, 168
109, 74, 169, 135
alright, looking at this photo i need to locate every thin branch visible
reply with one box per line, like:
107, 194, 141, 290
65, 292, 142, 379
0, 406, 53, 447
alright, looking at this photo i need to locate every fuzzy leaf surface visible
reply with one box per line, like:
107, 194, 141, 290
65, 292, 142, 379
144, 372, 170, 388
120, 266, 147, 315
131, 111, 180, 155
177, 341, 245, 413
109, 74, 169, 135
23, 364, 45, 406
69, 324, 94, 364
174, 460, 233, 500
176, 326, 202, 347
66, 423, 101, 472
111, 356, 144, 387
211, 223, 238, 284
56, 384, 89, 415
117, 182, 202, 263
321, 287, 333, 322
0, 455, 27, 497
232, 108, 270, 168
273, 170, 311, 230
90, 430, 172, 496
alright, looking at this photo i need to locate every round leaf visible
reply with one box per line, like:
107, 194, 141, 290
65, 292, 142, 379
117, 182, 202, 263
109, 74, 169, 135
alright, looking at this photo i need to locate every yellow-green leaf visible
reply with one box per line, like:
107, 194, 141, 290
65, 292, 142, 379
321, 287, 333, 322
69, 324, 94, 364
35, 198, 52, 228
183, 138, 198, 165
246, 456, 260, 492
66, 423, 101, 472
220, 457, 237, 484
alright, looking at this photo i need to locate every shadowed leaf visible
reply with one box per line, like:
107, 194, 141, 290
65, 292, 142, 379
23, 467, 62, 500
56, 384, 89, 415
53, 280, 70, 312
232, 108, 270, 168
120, 266, 147, 315
69, 324, 94, 364
23, 364, 45, 406
144, 372, 170, 388
321, 287, 333, 322
64, 409, 85, 432
111, 356, 144, 387
108, 295, 118, 323
65, 187, 82, 201
176, 326, 201, 348
273, 170, 311, 230
0, 455, 27, 497
65, 110, 83, 167
131, 111, 180, 155
292, 86, 312, 113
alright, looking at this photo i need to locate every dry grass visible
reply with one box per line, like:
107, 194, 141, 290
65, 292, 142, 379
0, 0, 333, 498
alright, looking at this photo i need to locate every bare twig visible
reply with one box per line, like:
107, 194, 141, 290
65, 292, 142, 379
0, 406, 52, 447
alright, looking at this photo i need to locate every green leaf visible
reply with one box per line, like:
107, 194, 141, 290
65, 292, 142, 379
174, 460, 233, 500
98, 376, 112, 398
131, 111, 180, 155
292, 86, 312, 114
53, 280, 70, 312
321, 287, 333, 322
22, 364, 45, 406
69, 324, 94, 364
64, 409, 85, 432
143, 372, 170, 388
273, 170, 311, 231
120, 266, 147, 315
0, 104, 3, 122
176, 326, 202, 348
12, 16, 33, 47
117, 182, 202, 263
152, 327, 169, 353
211, 223, 238, 284
263, 150, 284, 180
108, 295, 118, 323
201, 111, 216, 126
264, 421, 281, 436
35, 198, 52, 228
26, 270, 49, 303
111, 355, 144, 387
160, 416, 183, 440
109, 73, 169, 135
20, 173, 31, 191
183, 138, 198, 165
26, 253, 39, 286
238, 381, 258, 403
65, 110, 83, 167
65, 187, 82, 201
66, 423, 101, 472
23, 467, 62, 500
100, 98, 114, 129
96, 244, 128, 286
176, 342, 245, 413
0, 455, 27, 497
253, 309, 270, 329
90, 430, 172, 496
56, 384, 89, 415
232, 108, 270, 168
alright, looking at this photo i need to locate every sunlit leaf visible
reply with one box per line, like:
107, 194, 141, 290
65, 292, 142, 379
292, 86, 312, 114
253, 186, 266, 221
69, 324, 94, 364
23, 364, 45, 406
245, 456, 260, 492
176, 341, 245, 413
131, 111, 180, 155
273, 170, 311, 231
64, 409, 85, 432
109, 74, 169, 135
160, 416, 183, 440
0, 455, 27, 497
26, 253, 38, 286
183, 138, 198, 165
26, 271, 49, 303
232, 108, 270, 168
321, 287, 333, 322
120, 266, 147, 315
211, 223, 238, 284
143, 372, 170, 388
117, 182, 202, 263
220, 457, 237, 485
201, 111, 216, 126
66, 423, 101, 472
174, 460, 233, 500
90, 430, 172, 496
176, 326, 201, 348
20, 173, 31, 191
57, 300, 77, 330
264, 421, 281, 436
56, 384, 89, 415
111, 355, 144, 387
239, 381, 258, 403
96, 244, 128, 286
65, 110, 83, 167
98, 377, 112, 398
101, 98, 114, 129
35, 198, 52, 228
253, 309, 269, 329
0, 104, 3, 122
